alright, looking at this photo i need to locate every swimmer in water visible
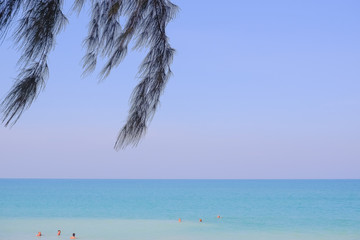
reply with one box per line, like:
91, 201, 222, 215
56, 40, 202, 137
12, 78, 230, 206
57, 230, 61, 236
36, 232, 42, 237
70, 233, 76, 239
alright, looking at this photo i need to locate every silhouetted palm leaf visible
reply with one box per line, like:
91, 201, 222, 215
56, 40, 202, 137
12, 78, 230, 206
0, 0, 178, 149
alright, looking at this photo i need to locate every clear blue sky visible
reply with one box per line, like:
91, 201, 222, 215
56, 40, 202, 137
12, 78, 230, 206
0, 0, 359, 179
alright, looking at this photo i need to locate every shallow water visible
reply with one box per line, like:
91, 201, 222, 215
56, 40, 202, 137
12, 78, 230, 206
0, 179, 359, 240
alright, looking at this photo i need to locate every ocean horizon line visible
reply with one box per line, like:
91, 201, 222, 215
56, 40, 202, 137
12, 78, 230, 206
0, 178, 358, 180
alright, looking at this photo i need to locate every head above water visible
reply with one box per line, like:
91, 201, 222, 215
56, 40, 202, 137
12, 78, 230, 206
73, 233, 75, 237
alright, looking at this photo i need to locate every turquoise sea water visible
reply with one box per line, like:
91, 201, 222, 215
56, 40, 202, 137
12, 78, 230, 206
0, 179, 359, 240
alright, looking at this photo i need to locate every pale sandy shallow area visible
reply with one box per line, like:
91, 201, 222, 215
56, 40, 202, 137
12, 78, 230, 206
0, 218, 357, 240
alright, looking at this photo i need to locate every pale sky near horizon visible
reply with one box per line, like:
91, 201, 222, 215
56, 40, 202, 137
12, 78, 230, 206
0, 0, 359, 179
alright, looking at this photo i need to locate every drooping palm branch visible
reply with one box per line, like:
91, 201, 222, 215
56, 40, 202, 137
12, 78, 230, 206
0, 0, 178, 150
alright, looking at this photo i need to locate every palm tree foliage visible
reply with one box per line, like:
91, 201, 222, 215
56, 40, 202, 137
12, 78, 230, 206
0, 0, 177, 149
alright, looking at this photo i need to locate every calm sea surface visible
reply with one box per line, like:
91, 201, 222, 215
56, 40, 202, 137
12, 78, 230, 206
0, 179, 359, 240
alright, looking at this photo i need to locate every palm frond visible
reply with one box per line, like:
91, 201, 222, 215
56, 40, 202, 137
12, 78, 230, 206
0, 0, 23, 40
100, 0, 149, 78
15, 0, 67, 66
114, 0, 177, 149
82, 1, 101, 74
99, 0, 121, 57
82, 0, 122, 75
1, 0, 67, 126
1, 0, 178, 150
1, 62, 48, 126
